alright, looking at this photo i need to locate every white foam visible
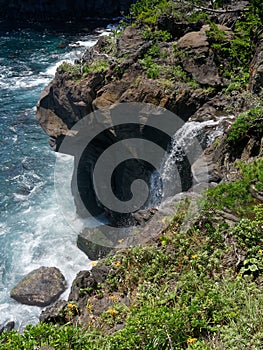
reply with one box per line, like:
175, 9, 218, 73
1, 190, 91, 329
0, 30, 106, 330
69, 38, 98, 48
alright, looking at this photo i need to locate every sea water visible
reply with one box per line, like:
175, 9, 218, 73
0, 20, 108, 329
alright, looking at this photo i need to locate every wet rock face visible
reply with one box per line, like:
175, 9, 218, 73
77, 231, 113, 260
0, 0, 136, 20
10, 267, 67, 307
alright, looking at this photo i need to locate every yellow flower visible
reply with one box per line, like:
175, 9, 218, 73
187, 338, 197, 344
191, 254, 198, 259
67, 303, 76, 311
86, 303, 93, 311
259, 249, 263, 254
162, 217, 167, 224
91, 261, 97, 267
114, 261, 121, 267
109, 295, 118, 301
107, 308, 118, 316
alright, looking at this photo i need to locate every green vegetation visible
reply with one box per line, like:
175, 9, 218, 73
227, 107, 263, 143
1, 157, 263, 349
206, 158, 263, 214
142, 28, 172, 42
58, 58, 109, 80
206, 180, 254, 215
130, 0, 175, 26
128, 0, 262, 93
205, 12, 260, 91
82, 59, 109, 76
0, 323, 104, 349
59, 62, 82, 79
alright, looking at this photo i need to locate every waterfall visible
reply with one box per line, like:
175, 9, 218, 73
150, 117, 232, 206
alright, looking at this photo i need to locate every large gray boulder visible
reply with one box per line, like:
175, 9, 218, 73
10, 267, 67, 307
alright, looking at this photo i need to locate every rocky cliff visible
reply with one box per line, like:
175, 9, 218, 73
2, 1, 263, 347
37, 0, 262, 240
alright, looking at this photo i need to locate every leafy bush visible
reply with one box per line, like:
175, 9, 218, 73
142, 29, 172, 42
83, 59, 109, 76
206, 180, 253, 215
130, 0, 173, 26
227, 107, 263, 143
205, 157, 263, 216
58, 62, 81, 79
0, 323, 104, 349
237, 158, 263, 192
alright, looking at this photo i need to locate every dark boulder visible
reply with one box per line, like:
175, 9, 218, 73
40, 265, 110, 324
77, 233, 113, 260
39, 300, 68, 324
68, 265, 109, 302
10, 267, 67, 307
157, 15, 203, 39
0, 321, 15, 334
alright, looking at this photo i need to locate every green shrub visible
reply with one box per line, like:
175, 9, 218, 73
139, 54, 162, 79
237, 158, 263, 192
58, 62, 81, 79
0, 323, 104, 350
83, 59, 109, 76
227, 107, 263, 143
130, 0, 173, 25
206, 180, 253, 215
231, 204, 263, 276
142, 29, 172, 42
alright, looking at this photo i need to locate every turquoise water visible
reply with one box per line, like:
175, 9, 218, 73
0, 21, 104, 329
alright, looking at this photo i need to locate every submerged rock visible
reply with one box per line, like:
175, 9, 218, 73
10, 267, 67, 307
0, 321, 15, 334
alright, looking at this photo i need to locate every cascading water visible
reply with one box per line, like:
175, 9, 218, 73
150, 117, 232, 207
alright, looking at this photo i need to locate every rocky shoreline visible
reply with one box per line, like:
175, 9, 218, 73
4, 0, 263, 342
